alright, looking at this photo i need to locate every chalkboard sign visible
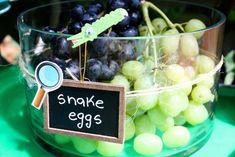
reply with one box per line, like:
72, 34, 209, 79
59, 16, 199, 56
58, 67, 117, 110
44, 80, 125, 144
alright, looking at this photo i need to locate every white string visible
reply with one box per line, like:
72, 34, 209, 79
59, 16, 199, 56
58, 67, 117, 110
65, 68, 79, 81
125, 56, 224, 97
19, 53, 223, 98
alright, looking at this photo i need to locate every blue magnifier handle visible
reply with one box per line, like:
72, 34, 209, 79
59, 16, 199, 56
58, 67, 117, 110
32, 87, 46, 109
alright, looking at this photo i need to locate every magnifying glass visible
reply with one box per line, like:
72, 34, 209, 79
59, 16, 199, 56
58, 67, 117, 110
32, 61, 63, 110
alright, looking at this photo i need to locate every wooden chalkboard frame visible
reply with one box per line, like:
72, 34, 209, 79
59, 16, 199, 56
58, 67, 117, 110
44, 79, 125, 144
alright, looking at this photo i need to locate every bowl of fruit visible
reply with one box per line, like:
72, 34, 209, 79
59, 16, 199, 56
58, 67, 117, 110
17, 0, 225, 156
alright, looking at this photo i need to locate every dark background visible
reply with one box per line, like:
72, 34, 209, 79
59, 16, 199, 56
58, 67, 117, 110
0, 0, 235, 61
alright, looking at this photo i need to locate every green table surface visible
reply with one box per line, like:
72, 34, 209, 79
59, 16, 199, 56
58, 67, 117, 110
0, 65, 235, 157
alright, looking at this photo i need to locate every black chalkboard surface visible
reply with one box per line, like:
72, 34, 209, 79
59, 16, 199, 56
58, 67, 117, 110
44, 80, 125, 144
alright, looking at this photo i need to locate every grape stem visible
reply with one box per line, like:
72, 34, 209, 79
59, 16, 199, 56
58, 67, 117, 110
142, 1, 175, 30
174, 23, 185, 32
79, 46, 82, 80
82, 42, 88, 81
98, 11, 105, 18
141, 1, 185, 84
141, 4, 158, 84
142, 6, 156, 36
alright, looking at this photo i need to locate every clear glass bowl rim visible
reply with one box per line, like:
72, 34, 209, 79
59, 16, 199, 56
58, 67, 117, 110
17, 0, 226, 40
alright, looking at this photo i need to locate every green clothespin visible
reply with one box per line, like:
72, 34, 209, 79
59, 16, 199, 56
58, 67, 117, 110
67, 8, 128, 48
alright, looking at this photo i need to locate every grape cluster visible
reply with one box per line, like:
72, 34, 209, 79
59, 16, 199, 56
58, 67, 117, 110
38, 26, 79, 79
107, 0, 142, 37
69, 1, 104, 34
87, 38, 139, 81
37, 0, 142, 81
37, 1, 105, 80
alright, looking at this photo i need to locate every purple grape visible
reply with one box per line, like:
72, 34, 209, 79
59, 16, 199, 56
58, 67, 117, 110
100, 64, 114, 80
129, 11, 141, 25
118, 44, 136, 61
119, 26, 138, 37
71, 4, 85, 20
68, 22, 83, 34
99, 60, 119, 80
88, 1, 103, 14
53, 37, 70, 60
109, 0, 129, 10
129, 0, 141, 9
109, 60, 119, 73
88, 5, 102, 14
100, 31, 118, 37
108, 31, 118, 37
86, 58, 102, 81
99, 54, 109, 64
116, 14, 131, 28
107, 40, 122, 56
82, 12, 97, 23
91, 1, 104, 10
41, 26, 57, 43
90, 39, 109, 58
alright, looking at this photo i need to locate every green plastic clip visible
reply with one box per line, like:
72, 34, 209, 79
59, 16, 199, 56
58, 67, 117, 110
67, 8, 128, 48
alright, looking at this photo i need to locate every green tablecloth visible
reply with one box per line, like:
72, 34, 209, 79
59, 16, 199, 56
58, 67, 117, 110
0, 65, 235, 157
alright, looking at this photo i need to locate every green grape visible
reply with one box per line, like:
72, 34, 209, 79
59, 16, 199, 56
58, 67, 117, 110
134, 75, 153, 90
97, 141, 123, 157
183, 101, 209, 125
185, 19, 206, 39
134, 114, 156, 135
157, 123, 174, 132
175, 76, 193, 96
126, 107, 145, 117
191, 85, 214, 104
125, 115, 135, 141
155, 69, 169, 86
196, 74, 214, 89
160, 29, 180, 55
126, 97, 136, 111
139, 25, 149, 36
143, 58, 155, 73
158, 91, 189, 117
189, 100, 202, 106
111, 75, 130, 91
126, 97, 136, 110
54, 134, 71, 144
126, 97, 145, 117
126, 97, 138, 116
162, 126, 190, 148
174, 113, 186, 126
184, 66, 196, 80
195, 55, 215, 74
164, 64, 185, 82
134, 133, 163, 155
135, 94, 158, 111
122, 61, 145, 80
152, 18, 167, 33
72, 137, 97, 154
147, 106, 174, 131
180, 34, 199, 57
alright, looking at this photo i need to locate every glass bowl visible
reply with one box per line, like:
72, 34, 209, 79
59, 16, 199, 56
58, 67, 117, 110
17, 0, 225, 156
